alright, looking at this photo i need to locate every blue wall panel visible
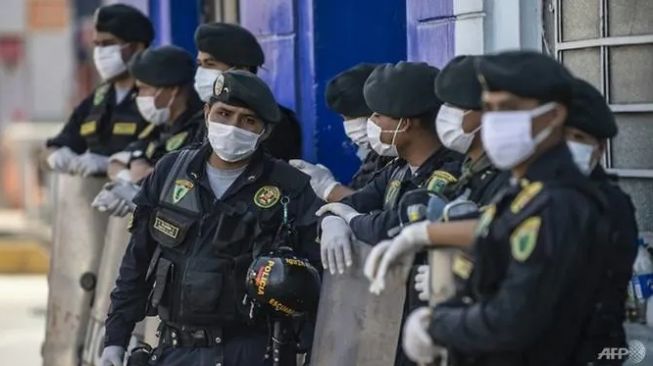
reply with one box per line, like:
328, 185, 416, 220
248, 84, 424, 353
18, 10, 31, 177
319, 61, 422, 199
407, 0, 455, 67
312, 0, 407, 182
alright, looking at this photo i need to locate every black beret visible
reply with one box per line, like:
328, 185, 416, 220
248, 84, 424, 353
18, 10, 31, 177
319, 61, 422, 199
94, 4, 154, 46
475, 51, 574, 105
211, 70, 281, 124
195, 23, 264, 67
129, 46, 195, 87
435, 55, 482, 110
364, 62, 442, 118
325, 63, 376, 118
567, 78, 617, 139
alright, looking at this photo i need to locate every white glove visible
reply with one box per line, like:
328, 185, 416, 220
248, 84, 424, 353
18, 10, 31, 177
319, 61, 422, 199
365, 221, 430, 294
403, 307, 439, 364
92, 182, 137, 216
320, 216, 354, 275
46, 147, 78, 173
109, 181, 139, 217
289, 159, 340, 201
100, 345, 125, 366
315, 202, 362, 224
70, 152, 109, 177
415, 265, 430, 302
91, 185, 120, 213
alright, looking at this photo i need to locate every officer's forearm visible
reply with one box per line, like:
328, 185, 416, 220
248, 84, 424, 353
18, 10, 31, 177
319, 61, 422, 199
425, 220, 478, 249
326, 184, 355, 202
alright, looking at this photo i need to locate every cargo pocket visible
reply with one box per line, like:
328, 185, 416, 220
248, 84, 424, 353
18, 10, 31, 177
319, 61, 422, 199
180, 257, 237, 323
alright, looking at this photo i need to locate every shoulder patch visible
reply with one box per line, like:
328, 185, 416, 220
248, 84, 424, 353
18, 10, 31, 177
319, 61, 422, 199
426, 170, 458, 194
93, 84, 111, 106
172, 179, 194, 204
475, 204, 496, 237
166, 131, 189, 151
254, 185, 281, 208
510, 216, 541, 262
511, 181, 543, 213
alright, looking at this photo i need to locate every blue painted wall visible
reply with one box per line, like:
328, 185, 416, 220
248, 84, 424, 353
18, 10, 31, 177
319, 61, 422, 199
149, 0, 199, 55
406, 0, 455, 68
239, 0, 406, 183
312, 0, 407, 183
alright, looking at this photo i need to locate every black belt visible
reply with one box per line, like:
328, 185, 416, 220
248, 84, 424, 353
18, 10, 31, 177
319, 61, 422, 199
158, 323, 224, 348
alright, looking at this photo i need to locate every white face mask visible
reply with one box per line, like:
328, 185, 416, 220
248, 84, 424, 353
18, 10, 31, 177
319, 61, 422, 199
93, 45, 127, 80
366, 118, 407, 157
194, 67, 222, 102
207, 120, 262, 162
136, 88, 175, 126
343, 117, 368, 147
481, 102, 557, 170
567, 140, 597, 175
436, 105, 479, 154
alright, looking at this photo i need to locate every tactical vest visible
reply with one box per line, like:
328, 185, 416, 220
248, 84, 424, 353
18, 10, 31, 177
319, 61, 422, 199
80, 84, 147, 156
146, 149, 305, 327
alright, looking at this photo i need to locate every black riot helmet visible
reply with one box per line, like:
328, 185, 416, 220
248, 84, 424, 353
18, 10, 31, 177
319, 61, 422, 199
245, 247, 321, 318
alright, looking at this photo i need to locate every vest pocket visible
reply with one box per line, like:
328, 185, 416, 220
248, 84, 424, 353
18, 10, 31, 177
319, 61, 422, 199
149, 208, 196, 252
179, 257, 238, 323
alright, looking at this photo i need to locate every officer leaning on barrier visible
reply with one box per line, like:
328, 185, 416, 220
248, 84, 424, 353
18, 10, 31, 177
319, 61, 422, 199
318, 61, 462, 275
100, 70, 322, 366
564, 77, 638, 363
92, 46, 204, 217
367, 51, 615, 365
45, 4, 153, 176
290, 63, 393, 202
190, 22, 303, 161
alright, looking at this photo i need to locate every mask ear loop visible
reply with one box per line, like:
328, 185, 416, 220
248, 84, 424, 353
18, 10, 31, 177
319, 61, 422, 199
531, 102, 559, 145
390, 118, 408, 146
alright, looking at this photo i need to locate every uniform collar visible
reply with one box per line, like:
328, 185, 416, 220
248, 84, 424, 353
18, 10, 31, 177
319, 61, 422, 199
406, 146, 450, 184
186, 143, 267, 200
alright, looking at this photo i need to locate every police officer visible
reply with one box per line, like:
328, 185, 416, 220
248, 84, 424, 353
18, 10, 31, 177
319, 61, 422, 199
411, 55, 510, 307
369, 51, 612, 365
92, 46, 204, 216
100, 70, 321, 366
191, 22, 302, 161
290, 63, 394, 202
318, 61, 462, 274
45, 4, 153, 176
565, 77, 638, 363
